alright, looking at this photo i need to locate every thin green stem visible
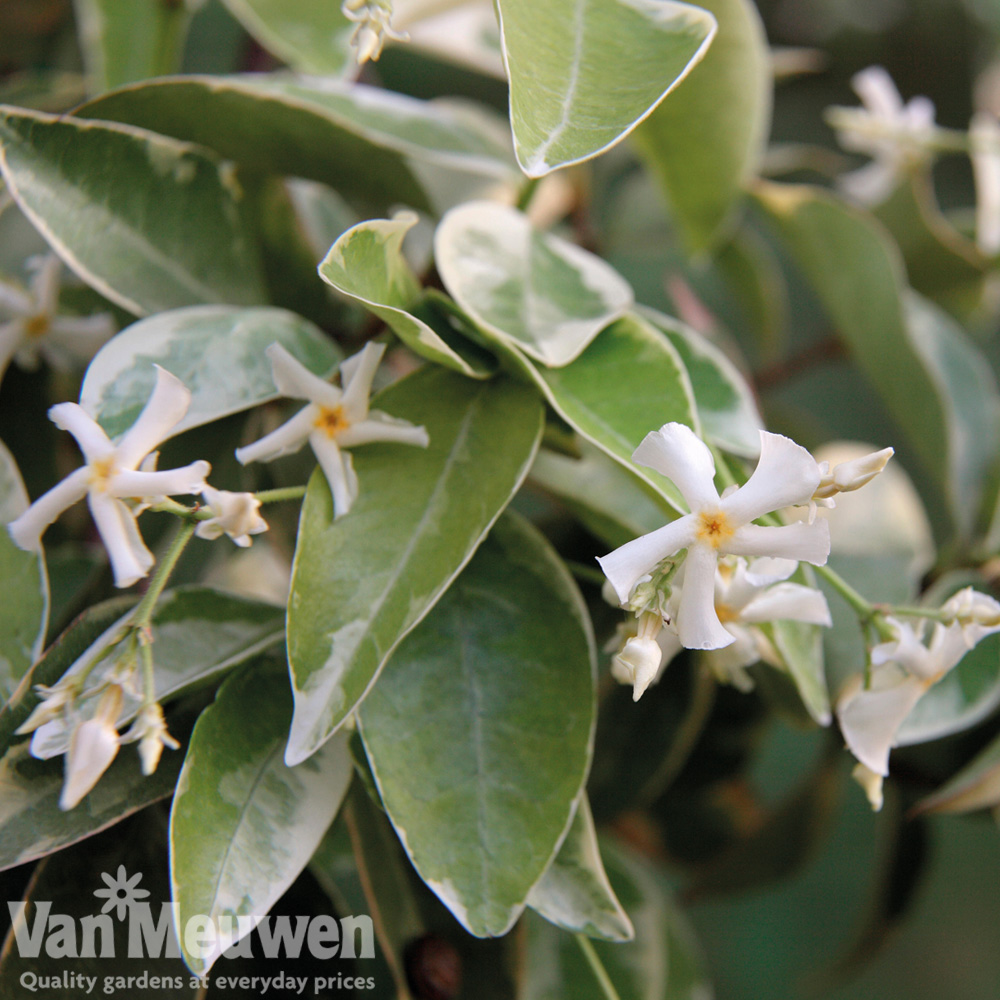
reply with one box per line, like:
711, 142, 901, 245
255, 485, 308, 505
574, 934, 622, 1000
813, 563, 874, 619
139, 634, 156, 709
132, 522, 196, 629
516, 176, 542, 213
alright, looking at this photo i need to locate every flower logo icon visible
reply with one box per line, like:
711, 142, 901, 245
93, 865, 150, 921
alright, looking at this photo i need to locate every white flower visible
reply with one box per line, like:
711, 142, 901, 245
121, 702, 180, 776
195, 486, 268, 547
342, 0, 407, 63
971, 113, 1000, 257
0, 254, 114, 381
834, 66, 937, 205
60, 684, 123, 811
813, 446, 894, 501
236, 342, 429, 518
8, 366, 210, 588
941, 586, 1000, 641
598, 423, 829, 651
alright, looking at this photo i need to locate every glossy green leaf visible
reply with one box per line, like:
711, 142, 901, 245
530, 441, 676, 550
170, 657, 354, 974
521, 838, 713, 1000
286, 368, 543, 764
768, 608, 830, 727
74, 0, 196, 92
633, 0, 771, 251
359, 512, 595, 937
319, 213, 494, 378
639, 305, 763, 457
915, 728, 1000, 814
754, 181, 999, 537
219, 0, 354, 75
527, 796, 633, 942
79, 76, 518, 214
497, 0, 716, 176
28, 587, 286, 760
434, 201, 634, 366
0, 105, 267, 315
0, 706, 188, 871
0, 438, 48, 698
79, 304, 340, 440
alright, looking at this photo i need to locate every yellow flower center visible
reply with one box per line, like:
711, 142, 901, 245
89, 456, 115, 491
716, 602, 739, 624
696, 509, 734, 549
24, 313, 50, 339
314, 405, 349, 438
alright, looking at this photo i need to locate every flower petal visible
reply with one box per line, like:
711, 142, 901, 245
339, 342, 386, 422
49, 403, 114, 463
739, 582, 832, 626
837, 674, 925, 776
110, 460, 210, 499
676, 544, 734, 649
267, 343, 341, 408
0, 320, 24, 380
631, 423, 719, 511
8, 466, 91, 550
336, 411, 430, 448
0, 280, 31, 315
852, 66, 903, 118
235, 406, 318, 465
721, 431, 822, 526
727, 520, 830, 566
310, 433, 359, 517
60, 717, 120, 810
115, 366, 192, 470
29, 254, 63, 313
597, 514, 697, 605
88, 493, 154, 588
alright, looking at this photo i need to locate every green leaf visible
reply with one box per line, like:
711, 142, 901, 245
74, 0, 196, 93
79, 304, 341, 440
0, 105, 267, 315
170, 656, 353, 975
434, 201, 634, 366
319, 213, 495, 378
915, 728, 1000, 814
0, 438, 48, 698
78, 76, 518, 214
530, 441, 676, 550
527, 796, 633, 942
219, 0, 354, 76
639, 305, 763, 457
754, 181, 998, 537
769, 608, 830, 727
497, 0, 716, 176
359, 512, 595, 937
28, 587, 286, 760
632, 0, 771, 251
286, 368, 543, 764
521, 838, 713, 1000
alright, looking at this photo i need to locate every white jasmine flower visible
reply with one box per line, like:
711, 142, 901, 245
8, 366, 210, 588
813, 446, 894, 500
610, 612, 668, 702
0, 254, 114, 381
941, 586, 1000, 641
598, 423, 829, 651
14, 676, 80, 736
236, 342, 429, 519
342, 0, 407, 63
834, 66, 937, 205
121, 702, 180, 776
195, 486, 268, 547
60, 684, 123, 811
971, 113, 1000, 257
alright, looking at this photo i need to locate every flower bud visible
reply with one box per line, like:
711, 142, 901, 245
612, 637, 664, 702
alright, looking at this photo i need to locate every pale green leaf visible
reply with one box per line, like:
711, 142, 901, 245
0, 106, 267, 316
73, 0, 195, 93
632, 0, 771, 251
434, 201, 634, 366
79, 304, 340, 440
498, 0, 716, 176
527, 796, 634, 942
0, 439, 48, 699
359, 512, 595, 937
219, 0, 355, 76
319, 213, 495, 378
639, 305, 763, 457
171, 657, 354, 974
286, 368, 543, 765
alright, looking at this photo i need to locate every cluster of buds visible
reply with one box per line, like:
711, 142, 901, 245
341, 0, 408, 63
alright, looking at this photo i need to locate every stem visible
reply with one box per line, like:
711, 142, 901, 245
813, 563, 874, 619
254, 485, 308, 505
132, 522, 196, 629
574, 934, 622, 1000
139, 634, 156, 708
516, 176, 542, 213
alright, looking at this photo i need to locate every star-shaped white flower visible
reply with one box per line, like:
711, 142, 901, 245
0, 254, 114, 381
598, 423, 829, 651
236, 342, 429, 518
195, 486, 268, 547
8, 366, 210, 588
93, 864, 150, 920
833, 66, 937, 205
